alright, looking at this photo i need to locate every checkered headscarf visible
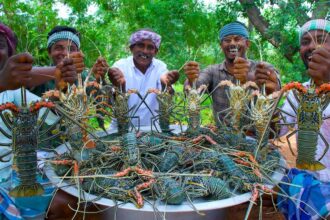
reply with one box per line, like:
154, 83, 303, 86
300, 19, 330, 40
47, 31, 80, 49
219, 21, 249, 41
129, 30, 161, 49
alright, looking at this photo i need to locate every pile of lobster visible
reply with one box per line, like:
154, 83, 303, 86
0, 75, 329, 218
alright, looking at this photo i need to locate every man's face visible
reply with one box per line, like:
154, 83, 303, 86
130, 39, 158, 70
48, 39, 79, 65
220, 35, 249, 63
0, 33, 9, 70
300, 30, 330, 68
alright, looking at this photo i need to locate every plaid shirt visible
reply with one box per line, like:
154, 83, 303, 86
196, 60, 259, 120
278, 168, 330, 220
0, 188, 22, 220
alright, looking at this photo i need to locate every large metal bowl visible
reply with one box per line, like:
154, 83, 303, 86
44, 125, 285, 220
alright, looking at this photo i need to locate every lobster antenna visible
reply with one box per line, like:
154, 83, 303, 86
21, 86, 27, 107
310, 79, 315, 88
262, 83, 266, 96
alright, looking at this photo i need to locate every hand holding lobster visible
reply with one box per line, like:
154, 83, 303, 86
255, 62, 280, 94
232, 57, 250, 84
160, 70, 179, 87
308, 47, 330, 86
0, 53, 33, 91
183, 61, 199, 85
55, 52, 85, 90
108, 67, 126, 91
92, 56, 109, 83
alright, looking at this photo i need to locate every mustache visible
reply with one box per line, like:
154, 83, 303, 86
304, 52, 313, 61
137, 52, 151, 59
229, 45, 240, 50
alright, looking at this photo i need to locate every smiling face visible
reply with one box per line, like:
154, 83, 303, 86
48, 39, 79, 65
130, 39, 158, 73
300, 29, 330, 68
220, 35, 250, 63
0, 33, 9, 70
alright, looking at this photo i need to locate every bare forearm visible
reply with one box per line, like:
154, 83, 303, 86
26, 67, 56, 88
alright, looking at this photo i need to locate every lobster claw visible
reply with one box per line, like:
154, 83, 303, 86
0, 149, 12, 162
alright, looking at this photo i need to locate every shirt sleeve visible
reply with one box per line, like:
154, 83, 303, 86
197, 66, 215, 92
159, 62, 168, 76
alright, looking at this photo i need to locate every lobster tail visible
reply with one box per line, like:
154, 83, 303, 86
296, 161, 326, 171
9, 183, 44, 197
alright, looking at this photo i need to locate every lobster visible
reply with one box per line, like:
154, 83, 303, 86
0, 90, 58, 197
279, 82, 330, 171
147, 88, 184, 134
214, 80, 258, 131
246, 87, 280, 148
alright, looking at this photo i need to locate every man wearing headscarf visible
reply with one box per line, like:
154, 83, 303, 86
183, 21, 281, 122
278, 19, 330, 220
93, 28, 179, 130
0, 23, 58, 220
29, 25, 85, 96
0, 23, 34, 91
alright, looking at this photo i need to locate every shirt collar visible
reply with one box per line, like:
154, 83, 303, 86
218, 60, 227, 72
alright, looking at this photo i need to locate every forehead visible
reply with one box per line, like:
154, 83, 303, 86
223, 35, 244, 39
135, 39, 155, 46
51, 39, 78, 48
302, 30, 330, 39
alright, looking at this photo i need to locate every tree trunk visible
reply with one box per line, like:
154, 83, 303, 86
239, 0, 298, 62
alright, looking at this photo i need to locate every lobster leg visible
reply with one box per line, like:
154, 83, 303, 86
151, 115, 161, 133
39, 115, 63, 137
317, 132, 329, 161
0, 112, 12, 131
0, 126, 12, 139
37, 108, 50, 130
0, 149, 12, 162
286, 129, 298, 156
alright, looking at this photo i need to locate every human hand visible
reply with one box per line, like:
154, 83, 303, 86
183, 61, 199, 84
70, 51, 85, 74
55, 57, 78, 90
0, 53, 33, 91
92, 56, 109, 82
108, 67, 126, 91
308, 47, 330, 86
161, 70, 179, 86
255, 62, 280, 94
233, 57, 250, 84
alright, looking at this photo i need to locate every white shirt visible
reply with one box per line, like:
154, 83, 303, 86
281, 81, 330, 182
110, 56, 168, 129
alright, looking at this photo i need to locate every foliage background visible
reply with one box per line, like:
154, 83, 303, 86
0, 0, 329, 124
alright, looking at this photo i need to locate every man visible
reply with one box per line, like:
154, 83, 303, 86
94, 28, 179, 129
0, 22, 57, 220
184, 21, 280, 122
278, 19, 330, 220
0, 23, 104, 220
29, 25, 85, 96
0, 23, 34, 92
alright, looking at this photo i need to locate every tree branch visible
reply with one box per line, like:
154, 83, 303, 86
239, 0, 297, 62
